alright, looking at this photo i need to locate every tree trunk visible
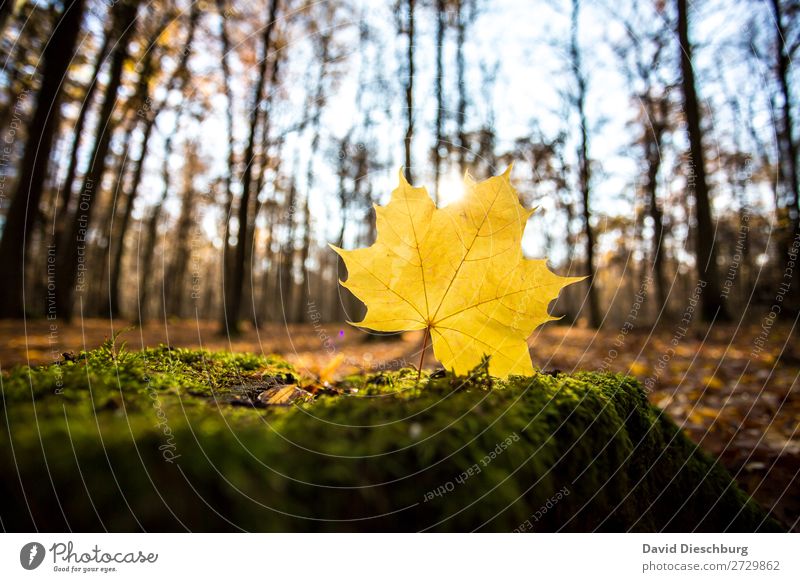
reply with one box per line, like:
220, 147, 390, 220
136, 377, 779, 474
403, 0, 415, 183
645, 96, 668, 313
456, 0, 467, 174
433, 0, 445, 203
293, 29, 330, 324
770, 0, 800, 306
136, 130, 176, 325
280, 179, 297, 321
108, 7, 196, 318
108, 7, 192, 318
216, 0, 237, 328
0, 0, 12, 35
0, 0, 86, 319
224, 0, 281, 335
54, 0, 137, 321
246, 32, 284, 329
259, 205, 277, 323
56, 23, 112, 230
88, 110, 138, 315
334, 146, 349, 322
108, 113, 155, 317
166, 145, 198, 317
676, 0, 729, 322
570, 0, 601, 328
295, 189, 310, 324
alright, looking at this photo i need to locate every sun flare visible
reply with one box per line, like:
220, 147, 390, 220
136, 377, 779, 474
436, 171, 466, 207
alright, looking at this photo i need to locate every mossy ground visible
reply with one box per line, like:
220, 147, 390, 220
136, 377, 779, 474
0, 341, 781, 531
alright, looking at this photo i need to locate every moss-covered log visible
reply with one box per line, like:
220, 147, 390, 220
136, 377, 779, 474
0, 343, 781, 531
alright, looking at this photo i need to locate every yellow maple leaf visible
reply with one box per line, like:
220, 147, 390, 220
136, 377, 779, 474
331, 167, 583, 378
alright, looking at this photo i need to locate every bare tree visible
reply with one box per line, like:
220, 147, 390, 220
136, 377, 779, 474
107, 5, 184, 317
613, 2, 673, 313
768, 0, 800, 303
54, 0, 138, 321
279, 175, 297, 321
453, 0, 477, 174
0, 1, 13, 36
56, 19, 113, 229
166, 140, 203, 317
676, 0, 729, 321
0, 0, 86, 318
395, 0, 416, 182
215, 0, 238, 327
568, 0, 601, 327
135, 105, 188, 324
432, 0, 446, 201
295, 9, 337, 323
224, 0, 281, 334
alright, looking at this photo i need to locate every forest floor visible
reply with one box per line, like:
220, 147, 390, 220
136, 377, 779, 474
1, 318, 798, 530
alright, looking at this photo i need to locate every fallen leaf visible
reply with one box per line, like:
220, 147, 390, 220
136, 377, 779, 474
702, 375, 725, 390
257, 385, 310, 406
318, 353, 346, 383
629, 361, 650, 377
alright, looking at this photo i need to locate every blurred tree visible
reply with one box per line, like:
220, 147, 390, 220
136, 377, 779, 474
0, 1, 12, 35
295, 3, 340, 323
432, 0, 446, 201
0, 0, 794, 330
568, 0, 601, 327
136, 125, 177, 324
56, 17, 112, 230
454, 0, 477, 174
676, 0, 729, 321
0, 0, 85, 318
107, 3, 182, 318
54, 0, 137, 321
246, 25, 288, 329
224, 0, 281, 334
768, 0, 800, 305
216, 0, 238, 328
395, 0, 416, 182
165, 140, 204, 317
613, 0, 673, 314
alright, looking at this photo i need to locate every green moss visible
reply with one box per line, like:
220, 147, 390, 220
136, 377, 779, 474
0, 346, 780, 532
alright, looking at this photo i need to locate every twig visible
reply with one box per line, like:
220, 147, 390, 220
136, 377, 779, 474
416, 327, 430, 384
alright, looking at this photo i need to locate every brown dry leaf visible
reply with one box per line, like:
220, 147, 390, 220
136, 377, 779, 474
257, 385, 310, 406
318, 353, 346, 383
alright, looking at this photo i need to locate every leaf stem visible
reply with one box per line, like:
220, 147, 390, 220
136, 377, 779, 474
416, 326, 430, 384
